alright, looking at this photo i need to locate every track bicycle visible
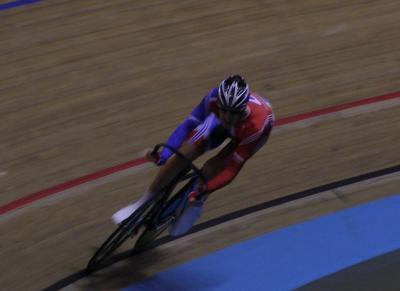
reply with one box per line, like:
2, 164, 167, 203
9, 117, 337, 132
86, 143, 206, 272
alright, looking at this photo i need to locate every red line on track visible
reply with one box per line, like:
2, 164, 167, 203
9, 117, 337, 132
1, 91, 399, 216
275, 91, 400, 126
0, 158, 148, 215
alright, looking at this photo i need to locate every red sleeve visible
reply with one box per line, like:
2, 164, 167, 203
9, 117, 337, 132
206, 132, 271, 193
206, 159, 243, 193
205, 142, 251, 192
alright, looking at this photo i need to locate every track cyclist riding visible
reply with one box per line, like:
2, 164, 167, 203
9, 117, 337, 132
87, 74, 275, 271
113, 74, 275, 237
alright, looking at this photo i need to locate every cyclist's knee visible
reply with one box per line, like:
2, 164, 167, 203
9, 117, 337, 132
180, 142, 204, 161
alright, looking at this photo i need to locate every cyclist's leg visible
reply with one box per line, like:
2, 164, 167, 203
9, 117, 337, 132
112, 153, 199, 225
112, 191, 154, 224
114, 140, 233, 225
147, 142, 203, 195
112, 114, 226, 225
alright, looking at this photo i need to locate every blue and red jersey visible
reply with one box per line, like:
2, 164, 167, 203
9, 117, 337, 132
160, 87, 274, 192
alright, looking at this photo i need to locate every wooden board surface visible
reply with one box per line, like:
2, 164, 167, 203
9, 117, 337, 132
0, 1, 399, 290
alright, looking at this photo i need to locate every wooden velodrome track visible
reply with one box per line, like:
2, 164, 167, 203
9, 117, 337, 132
1, 0, 400, 290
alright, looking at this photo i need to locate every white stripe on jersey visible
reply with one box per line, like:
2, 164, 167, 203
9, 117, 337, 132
188, 115, 201, 123
250, 95, 273, 114
233, 152, 245, 163
191, 114, 213, 143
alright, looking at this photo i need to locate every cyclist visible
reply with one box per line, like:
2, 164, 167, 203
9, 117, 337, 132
112, 74, 275, 236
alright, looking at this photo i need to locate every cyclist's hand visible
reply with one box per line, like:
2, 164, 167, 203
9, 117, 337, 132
188, 190, 200, 203
188, 184, 207, 203
146, 150, 163, 165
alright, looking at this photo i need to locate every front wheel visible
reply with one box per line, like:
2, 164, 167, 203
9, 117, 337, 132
134, 215, 175, 251
86, 202, 152, 272
134, 188, 190, 251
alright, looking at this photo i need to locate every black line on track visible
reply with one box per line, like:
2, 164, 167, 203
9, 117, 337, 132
43, 164, 400, 291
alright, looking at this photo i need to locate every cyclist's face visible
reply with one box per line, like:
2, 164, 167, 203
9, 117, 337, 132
218, 106, 244, 128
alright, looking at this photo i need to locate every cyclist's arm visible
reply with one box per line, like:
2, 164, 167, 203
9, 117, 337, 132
206, 158, 243, 193
159, 92, 213, 164
206, 130, 271, 193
